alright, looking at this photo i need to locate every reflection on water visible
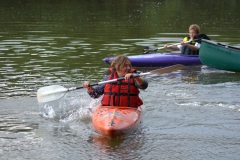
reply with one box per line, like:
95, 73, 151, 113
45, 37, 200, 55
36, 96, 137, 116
180, 66, 240, 84
0, 33, 106, 99
91, 135, 145, 159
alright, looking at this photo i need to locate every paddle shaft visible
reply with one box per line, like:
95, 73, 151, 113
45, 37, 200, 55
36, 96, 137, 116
154, 41, 191, 51
146, 34, 209, 53
155, 39, 195, 51
37, 64, 185, 102
75, 64, 183, 91
74, 74, 141, 91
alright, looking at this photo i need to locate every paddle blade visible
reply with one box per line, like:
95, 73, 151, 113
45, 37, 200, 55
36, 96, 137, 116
149, 64, 185, 75
143, 46, 157, 54
37, 85, 68, 103
138, 64, 185, 77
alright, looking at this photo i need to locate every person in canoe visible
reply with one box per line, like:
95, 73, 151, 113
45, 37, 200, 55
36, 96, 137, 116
164, 24, 210, 55
82, 55, 148, 108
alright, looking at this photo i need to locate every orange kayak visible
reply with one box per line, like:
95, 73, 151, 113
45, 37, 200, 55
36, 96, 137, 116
92, 105, 142, 138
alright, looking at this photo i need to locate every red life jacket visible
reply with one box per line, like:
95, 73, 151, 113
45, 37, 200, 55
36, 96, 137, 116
101, 68, 143, 108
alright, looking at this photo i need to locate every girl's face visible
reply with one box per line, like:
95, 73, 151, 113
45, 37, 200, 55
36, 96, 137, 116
189, 29, 197, 39
117, 60, 131, 77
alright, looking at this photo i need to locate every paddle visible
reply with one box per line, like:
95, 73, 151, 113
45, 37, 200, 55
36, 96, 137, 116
143, 34, 210, 54
37, 64, 185, 103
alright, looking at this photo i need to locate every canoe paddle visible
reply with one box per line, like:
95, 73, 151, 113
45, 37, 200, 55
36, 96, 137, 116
37, 64, 185, 103
143, 34, 210, 54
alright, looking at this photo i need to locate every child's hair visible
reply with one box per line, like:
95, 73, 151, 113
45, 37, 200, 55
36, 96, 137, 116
189, 24, 200, 34
111, 55, 132, 72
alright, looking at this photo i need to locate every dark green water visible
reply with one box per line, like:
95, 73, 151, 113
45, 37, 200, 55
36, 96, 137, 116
0, 1, 240, 159
1, 0, 240, 98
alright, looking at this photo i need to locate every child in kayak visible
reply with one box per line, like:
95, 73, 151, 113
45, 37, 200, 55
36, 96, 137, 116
164, 24, 210, 55
82, 55, 148, 108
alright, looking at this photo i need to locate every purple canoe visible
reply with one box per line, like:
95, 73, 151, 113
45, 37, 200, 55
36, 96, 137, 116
103, 53, 202, 67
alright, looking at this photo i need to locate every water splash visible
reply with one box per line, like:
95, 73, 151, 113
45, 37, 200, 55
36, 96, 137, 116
38, 92, 102, 122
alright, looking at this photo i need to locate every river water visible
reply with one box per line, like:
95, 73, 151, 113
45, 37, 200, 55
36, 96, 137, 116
0, 0, 240, 159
